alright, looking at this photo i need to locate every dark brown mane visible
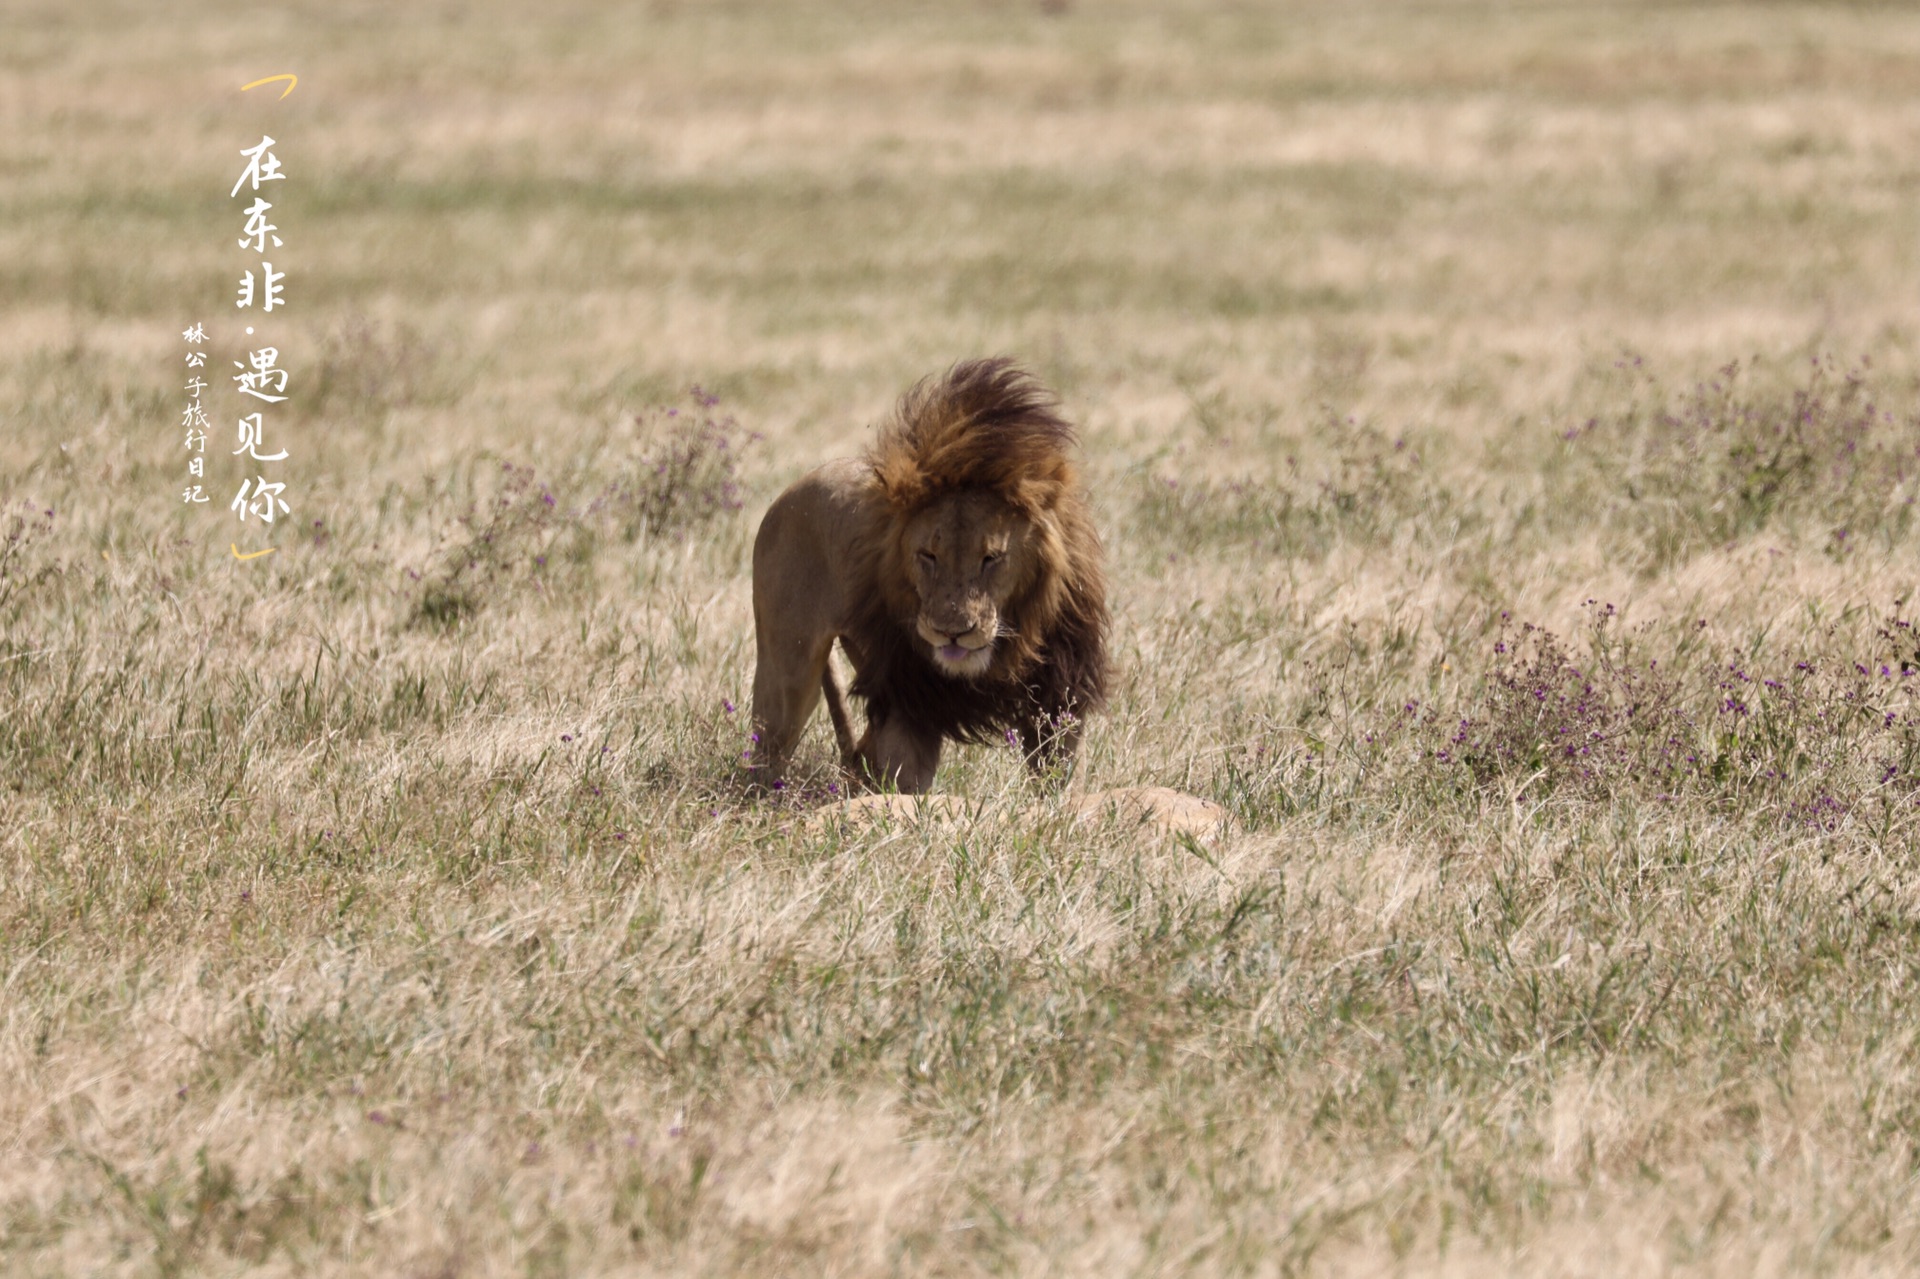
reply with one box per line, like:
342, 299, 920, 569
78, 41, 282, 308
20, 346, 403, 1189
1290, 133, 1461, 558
868, 358, 1080, 518
842, 358, 1109, 746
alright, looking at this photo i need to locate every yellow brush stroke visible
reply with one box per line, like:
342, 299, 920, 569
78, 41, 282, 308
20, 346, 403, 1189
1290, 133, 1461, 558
231, 544, 277, 561
240, 74, 298, 99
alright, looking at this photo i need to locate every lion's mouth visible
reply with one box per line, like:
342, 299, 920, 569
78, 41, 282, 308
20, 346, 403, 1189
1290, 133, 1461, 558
931, 642, 993, 677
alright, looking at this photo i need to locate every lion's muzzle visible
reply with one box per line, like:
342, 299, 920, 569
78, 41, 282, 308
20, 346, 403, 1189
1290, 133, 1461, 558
922, 619, 996, 678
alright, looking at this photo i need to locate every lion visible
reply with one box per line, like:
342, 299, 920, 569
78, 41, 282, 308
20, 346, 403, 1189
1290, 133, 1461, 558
749, 358, 1109, 794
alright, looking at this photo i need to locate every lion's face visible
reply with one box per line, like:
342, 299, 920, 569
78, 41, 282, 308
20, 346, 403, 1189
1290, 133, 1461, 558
900, 491, 1034, 679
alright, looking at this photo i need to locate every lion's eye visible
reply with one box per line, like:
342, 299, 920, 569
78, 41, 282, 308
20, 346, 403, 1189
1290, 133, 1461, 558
982, 552, 1004, 570
916, 551, 937, 571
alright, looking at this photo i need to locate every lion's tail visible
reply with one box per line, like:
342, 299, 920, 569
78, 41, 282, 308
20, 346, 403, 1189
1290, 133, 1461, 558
821, 654, 861, 772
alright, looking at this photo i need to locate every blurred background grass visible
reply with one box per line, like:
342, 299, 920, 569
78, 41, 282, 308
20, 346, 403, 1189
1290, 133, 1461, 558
8, 3, 1920, 1275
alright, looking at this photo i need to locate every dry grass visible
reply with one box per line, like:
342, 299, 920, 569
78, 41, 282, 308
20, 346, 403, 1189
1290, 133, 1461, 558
8, 1, 1920, 1274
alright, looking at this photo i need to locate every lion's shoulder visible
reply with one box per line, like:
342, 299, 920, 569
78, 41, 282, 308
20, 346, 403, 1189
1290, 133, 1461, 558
754, 456, 881, 567
749, 456, 890, 657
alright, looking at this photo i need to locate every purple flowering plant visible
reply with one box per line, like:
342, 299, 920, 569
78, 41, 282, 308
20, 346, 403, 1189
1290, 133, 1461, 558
1565, 355, 1920, 560
1424, 605, 1920, 827
409, 388, 756, 626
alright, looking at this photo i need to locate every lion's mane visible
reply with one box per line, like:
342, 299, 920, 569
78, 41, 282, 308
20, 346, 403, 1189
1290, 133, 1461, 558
841, 358, 1109, 745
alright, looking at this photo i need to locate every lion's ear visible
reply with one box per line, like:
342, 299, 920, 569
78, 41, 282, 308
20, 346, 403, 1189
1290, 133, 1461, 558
872, 455, 927, 512
1008, 475, 1066, 515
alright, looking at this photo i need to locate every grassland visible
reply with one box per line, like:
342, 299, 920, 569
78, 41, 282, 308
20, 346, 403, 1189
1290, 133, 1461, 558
8, 1, 1920, 1274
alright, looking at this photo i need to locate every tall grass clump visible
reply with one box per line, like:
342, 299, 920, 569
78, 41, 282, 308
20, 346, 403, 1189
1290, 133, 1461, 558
1134, 414, 1431, 560
1566, 356, 1920, 562
0, 502, 59, 619
1415, 607, 1920, 831
305, 314, 449, 421
409, 389, 755, 626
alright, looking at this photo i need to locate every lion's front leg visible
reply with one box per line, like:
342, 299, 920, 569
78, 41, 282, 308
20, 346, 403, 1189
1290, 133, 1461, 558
858, 716, 944, 795
749, 633, 833, 788
1017, 708, 1082, 788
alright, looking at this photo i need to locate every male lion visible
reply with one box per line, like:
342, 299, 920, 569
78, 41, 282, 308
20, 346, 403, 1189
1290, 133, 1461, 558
749, 358, 1109, 793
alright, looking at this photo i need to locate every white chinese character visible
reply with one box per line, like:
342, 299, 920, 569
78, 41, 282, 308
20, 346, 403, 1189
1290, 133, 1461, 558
185, 427, 207, 451
232, 348, 288, 403
231, 477, 290, 523
238, 198, 283, 253
182, 402, 211, 431
229, 136, 285, 198
182, 323, 208, 344
233, 412, 288, 462
236, 262, 286, 311
189, 456, 204, 477
185, 376, 208, 397
185, 352, 207, 368
182, 485, 210, 504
